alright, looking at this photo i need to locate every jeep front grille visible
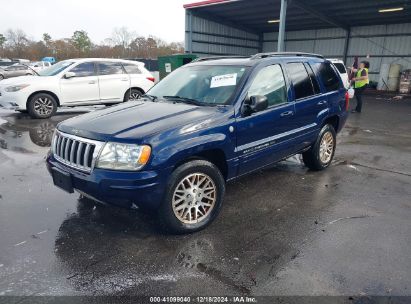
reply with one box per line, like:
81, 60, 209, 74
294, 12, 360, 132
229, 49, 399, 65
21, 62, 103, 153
52, 131, 104, 173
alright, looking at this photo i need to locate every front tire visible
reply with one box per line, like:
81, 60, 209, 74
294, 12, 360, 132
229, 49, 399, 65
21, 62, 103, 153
27, 93, 57, 119
159, 160, 225, 234
302, 124, 336, 171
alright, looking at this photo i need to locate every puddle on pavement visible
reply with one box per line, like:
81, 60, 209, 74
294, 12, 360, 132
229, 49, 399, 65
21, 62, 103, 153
0, 113, 76, 153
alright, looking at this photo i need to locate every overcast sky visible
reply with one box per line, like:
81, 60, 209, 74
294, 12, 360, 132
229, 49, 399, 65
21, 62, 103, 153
0, 0, 193, 43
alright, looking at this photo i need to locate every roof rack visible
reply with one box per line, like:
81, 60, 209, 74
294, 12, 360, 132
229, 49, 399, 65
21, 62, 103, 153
251, 52, 324, 60
193, 55, 250, 62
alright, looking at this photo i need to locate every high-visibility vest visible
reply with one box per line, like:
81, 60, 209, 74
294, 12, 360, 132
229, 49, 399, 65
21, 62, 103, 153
355, 68, 369, 88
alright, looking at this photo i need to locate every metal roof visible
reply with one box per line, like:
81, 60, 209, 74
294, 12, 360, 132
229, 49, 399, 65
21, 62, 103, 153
184, 0, 411, 33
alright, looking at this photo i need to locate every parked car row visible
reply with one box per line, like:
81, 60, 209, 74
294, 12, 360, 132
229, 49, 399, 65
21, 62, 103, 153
0, 58, 155, 118
0, 64, 36, 80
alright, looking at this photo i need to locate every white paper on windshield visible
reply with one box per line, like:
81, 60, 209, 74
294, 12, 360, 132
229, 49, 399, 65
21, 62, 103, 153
210, 73, 237, 88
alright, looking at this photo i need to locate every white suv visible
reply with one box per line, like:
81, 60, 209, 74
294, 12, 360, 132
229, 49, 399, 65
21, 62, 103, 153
0, 58, 155, 118
328, 59, 350, 89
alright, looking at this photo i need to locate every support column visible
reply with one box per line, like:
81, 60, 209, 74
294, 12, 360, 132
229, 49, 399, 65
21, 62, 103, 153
186, 11, 193, 54
277, 0, 288, 52
258, 33, 264, 53
343, 27, 351, 64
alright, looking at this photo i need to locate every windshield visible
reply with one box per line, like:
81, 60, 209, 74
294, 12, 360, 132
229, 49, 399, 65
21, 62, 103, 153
148, 65, 248, 105
38, 60, 74, 76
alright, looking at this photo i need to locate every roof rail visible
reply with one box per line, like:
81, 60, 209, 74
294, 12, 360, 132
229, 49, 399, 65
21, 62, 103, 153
193, 55, 250, 62
251, 52, 324, 59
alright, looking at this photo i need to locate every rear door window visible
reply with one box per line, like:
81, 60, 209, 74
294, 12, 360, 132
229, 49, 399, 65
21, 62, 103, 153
286, 62, 315, 100
312, 62, 342, 92
70, 62, 96, 77
98, 62, 124, 75
305, 63, 321, 95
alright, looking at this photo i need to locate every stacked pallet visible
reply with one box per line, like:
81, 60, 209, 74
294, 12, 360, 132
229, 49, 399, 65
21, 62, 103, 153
399, 70, 411, 94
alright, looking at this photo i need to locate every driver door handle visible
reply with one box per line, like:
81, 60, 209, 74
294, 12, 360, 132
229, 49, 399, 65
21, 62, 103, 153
280, 111, 294, 117
121, 78, 129, 82
317, 100, 327, 105
88, 81, 96, 84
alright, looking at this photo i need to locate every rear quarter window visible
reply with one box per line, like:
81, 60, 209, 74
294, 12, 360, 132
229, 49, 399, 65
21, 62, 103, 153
333, 63, 347, 74
123, 63, 141, 74
311, 62, 342, 92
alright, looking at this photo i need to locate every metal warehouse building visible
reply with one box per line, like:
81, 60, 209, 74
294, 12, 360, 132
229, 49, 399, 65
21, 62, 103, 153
184, 0, 411, 82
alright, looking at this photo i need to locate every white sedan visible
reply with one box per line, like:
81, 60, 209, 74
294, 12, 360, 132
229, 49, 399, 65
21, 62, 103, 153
0, 58, 155, 118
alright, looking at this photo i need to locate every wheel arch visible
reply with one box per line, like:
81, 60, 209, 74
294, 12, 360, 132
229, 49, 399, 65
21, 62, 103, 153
322, 115, 340, 133
27, 90, 60, 107
124, 87, 145, 100
172, 148, 228, 181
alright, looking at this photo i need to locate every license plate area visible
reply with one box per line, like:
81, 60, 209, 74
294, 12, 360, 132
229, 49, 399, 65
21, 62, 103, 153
52, 167, 74, 193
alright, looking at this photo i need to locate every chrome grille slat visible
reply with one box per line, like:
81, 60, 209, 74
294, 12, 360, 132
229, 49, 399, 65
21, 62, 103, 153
59, 137, 66, 157
64, 139, 71, 160
52, 131, 103, 173
70, 141, 76, 164
84, 144, 91, 168
56, 135, 62, 157
77, 142, 84, 166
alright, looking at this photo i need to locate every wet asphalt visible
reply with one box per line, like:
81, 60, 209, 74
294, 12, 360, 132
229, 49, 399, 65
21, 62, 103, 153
0, 96, 410, 298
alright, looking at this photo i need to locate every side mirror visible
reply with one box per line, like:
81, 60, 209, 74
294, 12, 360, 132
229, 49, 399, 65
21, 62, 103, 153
242, 95, 268, 116
64, 72, 76, 79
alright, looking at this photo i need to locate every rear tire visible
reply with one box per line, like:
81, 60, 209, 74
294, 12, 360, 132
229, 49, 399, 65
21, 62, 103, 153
27, 93, 57, 119
159, 160, 225, 234
302, 124, 336, 171
124, 88, 143, 102
0, 75, 4, 81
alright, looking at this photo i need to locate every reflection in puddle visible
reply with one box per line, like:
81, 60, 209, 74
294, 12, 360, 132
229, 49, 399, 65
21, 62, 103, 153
0, 113, 75, 152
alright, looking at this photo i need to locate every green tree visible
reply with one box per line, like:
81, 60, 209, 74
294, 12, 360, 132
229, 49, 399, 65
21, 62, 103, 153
71, 30, 91, 55
5, 29, 28, 57
0, 34, 6, 48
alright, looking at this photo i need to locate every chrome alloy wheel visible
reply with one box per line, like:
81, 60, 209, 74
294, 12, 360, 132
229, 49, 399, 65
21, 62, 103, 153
172, 173, 217, 224
319, 131, 334, 163
33, 97, 53, 116
129, 91, 141, 101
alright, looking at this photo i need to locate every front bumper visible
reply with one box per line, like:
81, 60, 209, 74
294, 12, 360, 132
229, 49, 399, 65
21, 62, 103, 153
46, 154, 171, 210
0, 101, 20, 110
0, 90, 27, 110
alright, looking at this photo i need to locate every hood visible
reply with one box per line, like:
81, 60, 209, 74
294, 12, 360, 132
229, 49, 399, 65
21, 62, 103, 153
58, 101, 225, 142
0, 75, 46, 86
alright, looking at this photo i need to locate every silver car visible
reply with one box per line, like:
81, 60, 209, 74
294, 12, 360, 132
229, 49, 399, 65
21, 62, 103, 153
0, 64, 36, 80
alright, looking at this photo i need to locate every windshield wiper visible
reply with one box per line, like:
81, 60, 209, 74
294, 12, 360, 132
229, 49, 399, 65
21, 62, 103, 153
142, 94, 158, 102
163, 96, 205, 106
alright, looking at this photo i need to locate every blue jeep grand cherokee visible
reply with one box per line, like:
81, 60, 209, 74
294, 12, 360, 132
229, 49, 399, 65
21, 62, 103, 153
47, 52, 349, 233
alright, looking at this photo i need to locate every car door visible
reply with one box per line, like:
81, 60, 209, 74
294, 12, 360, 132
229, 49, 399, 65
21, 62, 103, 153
311, 61, 346, 114
16, 66, 28, 76
284, 61, 327, 150
97, 62, 130, 102
235, 63, 296, 176
4, 66, 18, 78
59, 62, 100, 104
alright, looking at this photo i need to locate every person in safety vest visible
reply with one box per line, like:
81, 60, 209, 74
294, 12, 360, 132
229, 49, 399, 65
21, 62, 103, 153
351, 60, 370, 113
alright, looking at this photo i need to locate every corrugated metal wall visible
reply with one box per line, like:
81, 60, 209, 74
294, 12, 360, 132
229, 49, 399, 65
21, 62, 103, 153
262, 23, 411, 82
185, 12, 260, 56
186, 11, 411, 83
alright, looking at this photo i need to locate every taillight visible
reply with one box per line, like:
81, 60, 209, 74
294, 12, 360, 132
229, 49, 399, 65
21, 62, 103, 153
345, 91, 349, 111
146, 77, 155, 82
